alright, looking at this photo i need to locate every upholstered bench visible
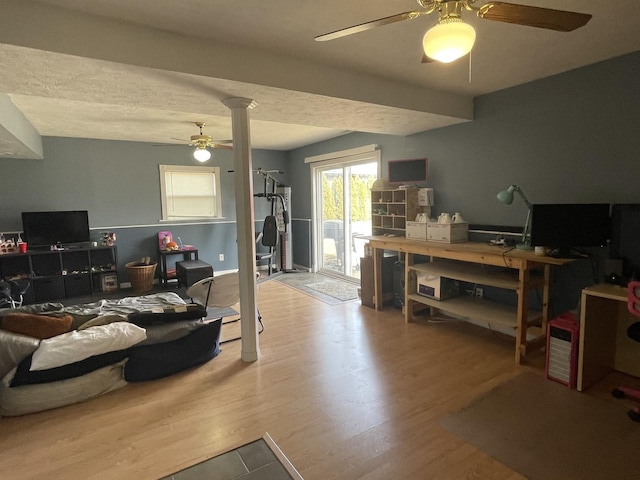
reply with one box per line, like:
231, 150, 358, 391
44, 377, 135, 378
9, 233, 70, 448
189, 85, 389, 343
176, 260, 213, 288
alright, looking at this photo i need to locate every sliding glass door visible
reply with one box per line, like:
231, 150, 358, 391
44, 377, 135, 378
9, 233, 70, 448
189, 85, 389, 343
314, 160, 378, 280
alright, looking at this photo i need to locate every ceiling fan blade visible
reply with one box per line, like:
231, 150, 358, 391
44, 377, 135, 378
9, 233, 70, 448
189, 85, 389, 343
210, 139, 233, 144
478, 2, 592, 32
211, 144, 233, 150
315, 10, 429, 42
170, 137, 190, 142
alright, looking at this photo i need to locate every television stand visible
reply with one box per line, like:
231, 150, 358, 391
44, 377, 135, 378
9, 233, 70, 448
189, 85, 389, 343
53, 242, 94, 250
0, 245, 119, 303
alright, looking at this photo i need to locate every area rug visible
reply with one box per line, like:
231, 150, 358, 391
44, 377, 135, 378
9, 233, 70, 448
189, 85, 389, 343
160, 433, 302, 480
273, 272, 359, 305
305, 280, 359, 302
440, 372, 640, 480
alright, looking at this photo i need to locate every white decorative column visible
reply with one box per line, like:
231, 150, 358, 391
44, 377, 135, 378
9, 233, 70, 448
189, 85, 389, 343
222, 96, 259, 362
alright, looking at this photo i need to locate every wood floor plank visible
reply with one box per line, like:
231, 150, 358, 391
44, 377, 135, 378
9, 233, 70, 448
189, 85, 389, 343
1, 279, 537, 479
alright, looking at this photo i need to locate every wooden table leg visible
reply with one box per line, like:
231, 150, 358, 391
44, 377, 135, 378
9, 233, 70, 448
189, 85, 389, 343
373, 247, 383, 310
515, 263, 531, 364
540, 264, 551, 334
404, 253, 413, 323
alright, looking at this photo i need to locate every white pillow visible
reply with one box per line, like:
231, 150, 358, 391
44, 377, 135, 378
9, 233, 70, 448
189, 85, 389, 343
30, 322, 146, 371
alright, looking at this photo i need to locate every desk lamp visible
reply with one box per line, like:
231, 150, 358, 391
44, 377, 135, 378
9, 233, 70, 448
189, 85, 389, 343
497, 184, 533, 251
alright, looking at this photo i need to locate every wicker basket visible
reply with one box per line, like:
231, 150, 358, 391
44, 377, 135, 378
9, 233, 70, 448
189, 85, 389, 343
125, 261, 157, 292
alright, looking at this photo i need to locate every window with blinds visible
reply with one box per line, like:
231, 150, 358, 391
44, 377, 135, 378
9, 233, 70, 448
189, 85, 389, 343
159, 165, 222, 220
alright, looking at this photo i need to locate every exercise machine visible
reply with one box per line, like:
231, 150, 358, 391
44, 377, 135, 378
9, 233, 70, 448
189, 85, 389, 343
253, 169, 293, 274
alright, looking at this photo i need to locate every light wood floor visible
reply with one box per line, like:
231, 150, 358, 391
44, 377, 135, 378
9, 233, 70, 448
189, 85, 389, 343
1, 280, 559, 479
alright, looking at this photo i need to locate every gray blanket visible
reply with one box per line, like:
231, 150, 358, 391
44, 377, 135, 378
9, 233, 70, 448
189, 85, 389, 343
63, 292, 186, 318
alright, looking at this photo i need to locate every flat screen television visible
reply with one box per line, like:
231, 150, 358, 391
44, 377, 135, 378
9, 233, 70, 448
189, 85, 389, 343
388, 158, 428, 185
610, 204, 640, 280
530, 204, 610, 258
22, 210, 91, 248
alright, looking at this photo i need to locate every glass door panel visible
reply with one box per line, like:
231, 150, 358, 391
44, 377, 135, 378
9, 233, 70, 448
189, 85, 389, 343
317, 162, 377, 280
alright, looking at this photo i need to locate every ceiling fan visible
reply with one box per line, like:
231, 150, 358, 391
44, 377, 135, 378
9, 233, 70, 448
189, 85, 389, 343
315, 1, 592, 64
154, 122, 232, 162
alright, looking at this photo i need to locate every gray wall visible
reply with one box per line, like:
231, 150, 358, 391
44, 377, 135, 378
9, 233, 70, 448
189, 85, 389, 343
0, 51, 638, 312
288, 52, 639, 222
287, 51, 640, 314
0, 137, 288, 280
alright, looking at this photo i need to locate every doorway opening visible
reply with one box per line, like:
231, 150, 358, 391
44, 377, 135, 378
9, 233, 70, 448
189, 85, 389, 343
312, 155, 378, 281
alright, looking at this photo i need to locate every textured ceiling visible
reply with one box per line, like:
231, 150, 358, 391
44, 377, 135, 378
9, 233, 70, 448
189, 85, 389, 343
0, 0, 639, 159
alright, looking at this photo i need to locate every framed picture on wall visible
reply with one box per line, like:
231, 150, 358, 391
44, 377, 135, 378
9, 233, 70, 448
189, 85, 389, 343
388, 158, 428, 185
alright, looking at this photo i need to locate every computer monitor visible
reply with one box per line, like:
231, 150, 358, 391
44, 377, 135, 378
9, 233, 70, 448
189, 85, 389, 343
530, 204, 610, 258
610, 204, 640, 280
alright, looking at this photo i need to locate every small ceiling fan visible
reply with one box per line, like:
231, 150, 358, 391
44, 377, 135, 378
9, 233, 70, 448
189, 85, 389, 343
315, 1, 592, 64
154, 122, 232, 162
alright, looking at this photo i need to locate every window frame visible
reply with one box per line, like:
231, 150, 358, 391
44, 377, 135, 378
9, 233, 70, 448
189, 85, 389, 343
159, 164, 222, 221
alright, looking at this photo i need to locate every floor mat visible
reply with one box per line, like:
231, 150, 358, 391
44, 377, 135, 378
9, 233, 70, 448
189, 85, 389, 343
273, 272, 359, 305
440, 372, 640, 480
304, 280, 359, 302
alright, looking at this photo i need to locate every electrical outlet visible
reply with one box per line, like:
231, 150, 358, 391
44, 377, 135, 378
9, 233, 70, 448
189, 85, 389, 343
219, 253, 224, 262
475, 287, 483, 299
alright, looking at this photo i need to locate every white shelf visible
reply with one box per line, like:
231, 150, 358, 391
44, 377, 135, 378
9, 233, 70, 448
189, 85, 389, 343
409, 261, 528, 291
407, 293, 541, 329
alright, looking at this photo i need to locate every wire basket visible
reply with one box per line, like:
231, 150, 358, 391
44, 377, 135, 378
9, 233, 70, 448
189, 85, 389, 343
125, 261, 157, 292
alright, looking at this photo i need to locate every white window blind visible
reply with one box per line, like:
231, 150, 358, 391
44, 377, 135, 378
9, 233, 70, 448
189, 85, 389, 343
159, 165, 222, 220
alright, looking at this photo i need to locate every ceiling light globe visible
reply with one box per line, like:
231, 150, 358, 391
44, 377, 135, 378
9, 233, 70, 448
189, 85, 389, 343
423, 21, 476, 63
193, 147, 211, 162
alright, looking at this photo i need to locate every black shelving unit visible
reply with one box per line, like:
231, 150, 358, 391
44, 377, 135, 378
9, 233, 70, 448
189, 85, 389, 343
0, 245, 118, 304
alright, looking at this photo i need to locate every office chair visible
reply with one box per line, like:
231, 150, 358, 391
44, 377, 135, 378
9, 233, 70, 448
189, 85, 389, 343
0, 279, 30, 309
256, 215, 278, 276
611, 280, 640, 421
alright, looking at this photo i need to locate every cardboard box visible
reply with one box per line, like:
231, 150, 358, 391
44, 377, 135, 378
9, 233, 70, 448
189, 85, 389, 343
418, 188, 434, 206
406, 221, 428, 241
416, 273, 458, 300
427, 222, 469, 243
360, 254, 398, 308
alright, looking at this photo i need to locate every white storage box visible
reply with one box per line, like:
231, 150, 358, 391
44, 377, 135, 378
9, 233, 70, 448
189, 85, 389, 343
406, 221, 428, 241
427, 222, 469, 243
416, 273, 458, 300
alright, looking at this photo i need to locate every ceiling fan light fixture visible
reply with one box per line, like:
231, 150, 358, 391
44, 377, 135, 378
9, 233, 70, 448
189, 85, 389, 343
193, 146, 211, 162
423, 18, 476, 63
